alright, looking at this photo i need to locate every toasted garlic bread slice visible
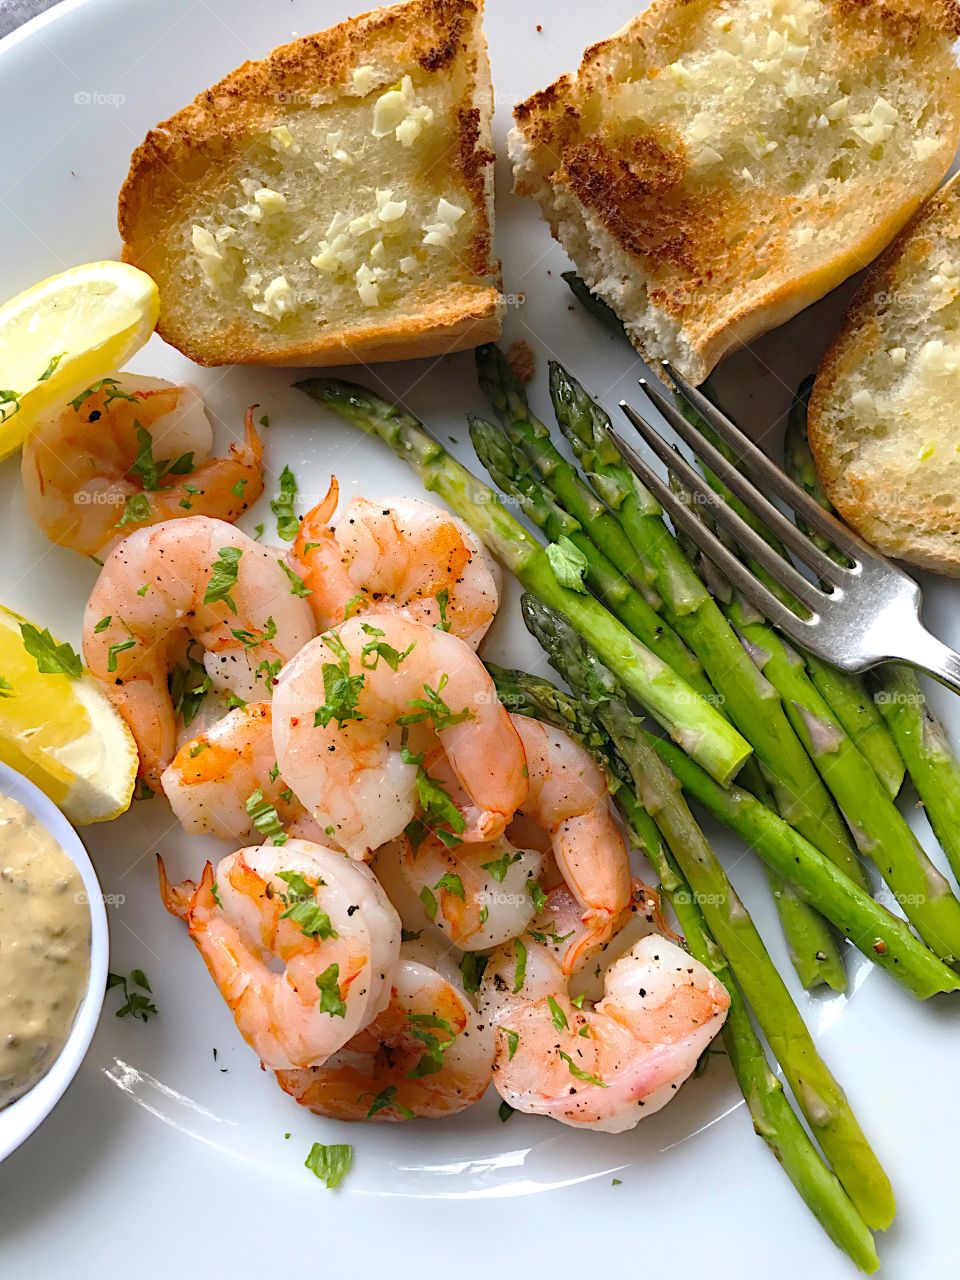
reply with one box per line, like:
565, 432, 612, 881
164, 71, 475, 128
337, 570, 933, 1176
510, 0, 960, 384
809, 174, 960, 576
118, 0, 501, 367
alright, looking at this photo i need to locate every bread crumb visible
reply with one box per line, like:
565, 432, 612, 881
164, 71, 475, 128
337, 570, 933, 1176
506, 340, 536, 383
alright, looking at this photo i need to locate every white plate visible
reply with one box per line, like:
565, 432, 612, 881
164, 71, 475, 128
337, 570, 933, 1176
0, 1, 957, 1275
0, 761, 108, 1160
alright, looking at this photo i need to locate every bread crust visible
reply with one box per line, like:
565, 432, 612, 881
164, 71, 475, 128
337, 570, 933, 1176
809, 172, 960, 576
511, 0, 960, 384
118, 0, 501, 366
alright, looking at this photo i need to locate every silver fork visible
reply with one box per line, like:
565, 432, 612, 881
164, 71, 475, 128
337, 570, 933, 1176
606, 363, 960, 696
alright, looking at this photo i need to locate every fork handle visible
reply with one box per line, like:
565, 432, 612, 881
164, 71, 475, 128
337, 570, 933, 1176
892, 627, 960, 697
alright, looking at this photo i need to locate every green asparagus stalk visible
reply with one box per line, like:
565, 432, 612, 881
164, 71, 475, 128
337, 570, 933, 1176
545, 363, 863, 889
872, 668, 960, 886
296, 377, 751, 786
647, 730, 960, 997
468, 413, 713, 698
521, 594, 895, 1233
670, 461, 960, 962
782, 383, 960, 875
684, 382, 902, 797
550, 361, 850, 988
487, 664, 880, 1272
718, 593, 960, 961
476, 345, 660, 600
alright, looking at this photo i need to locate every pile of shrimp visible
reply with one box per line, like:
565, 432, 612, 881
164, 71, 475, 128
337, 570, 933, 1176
67, 376, 729, 1129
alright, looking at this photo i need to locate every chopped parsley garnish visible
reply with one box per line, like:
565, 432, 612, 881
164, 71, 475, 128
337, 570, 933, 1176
279, 559, 311, 597
570, 992, 587, 1010
498, 1101, 515, 1122
315, 963, 347, 1018
130, 421, 194, 491
38, 352, 65, 381
530, 881, 548, 913
557, 1049, 607, 1088
232, 477, 248, 500
545, 535, 589, 593
0, 390, 20, 423
459, 952, 488, 995
0, 389, 20, 423
245, 789, 287, 845
204, 546, 243, 611
397, 674, 473, 733
400, 927, 422, 943
420, 885, 437, 920
210, 880, 222, 908
107, 968, 157, 1022
304, 1142, 352, 1189
230, 615, 277, 650
405, 768, 466, 850
406, 1012, 456, 1078
433, 871, 465, 900
503, 1027, 520, 1061
0, 677, 12, 698
547, 996, 568, 1032
434, 586, 450, 632
342, 593, 364, 620
366, 1085, 414, 1120
314, 629, 364, 729
188, 740, 209, 759
93, 615, 111, 633
115, 491, 152, 529
271, 465, 299, 541
106, 635, 136, 673
512, 938, 527, 994
19, 623, 81, 677
359, 622, 414, 672
481, 850, 522, 883
69, 377, 139, 413
258, 413, 270, 429
169, 654, 212, 726
253, 523, 265, 540
276, 867, 336, 937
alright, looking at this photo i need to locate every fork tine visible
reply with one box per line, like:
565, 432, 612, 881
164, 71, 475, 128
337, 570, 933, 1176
638, 379, 846, 586
661, 362, 881, 566
606, 424, 813, 637
617, 402, 826, 615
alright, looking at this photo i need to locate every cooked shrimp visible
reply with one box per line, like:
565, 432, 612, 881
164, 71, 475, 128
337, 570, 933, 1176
509, 714, 633, 972
399, 830, 543, 950
158, 839, 401, 1070
83, 516, 315, 789
22, 374, 264, 557
162, 702, 310, 841
291, 481, 501, 648
479, 934, 730, 1133
274, 940, 494, 1120
271, 614, 527, 859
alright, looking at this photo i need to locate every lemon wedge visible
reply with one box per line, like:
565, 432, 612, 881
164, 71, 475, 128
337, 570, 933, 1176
0, 606, 138, 825
0, 261, 159, 461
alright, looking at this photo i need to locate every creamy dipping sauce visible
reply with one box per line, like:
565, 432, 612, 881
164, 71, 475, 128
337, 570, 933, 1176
0, 794, 90, 1109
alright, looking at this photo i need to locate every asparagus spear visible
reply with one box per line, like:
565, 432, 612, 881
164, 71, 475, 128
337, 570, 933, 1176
873, 667, 960, 886
487, 664, 880, 1272
296, 377, 751, 786
468, 413, 713, 698
476, 345, 660, 600
718, 592, 960, 962
782, 382, 960, 877
545, 364, 863, 891
667, 457, 960, 962
697, 377, 903, 800
549, 361, 852, 988
521, 594, 895, 1232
